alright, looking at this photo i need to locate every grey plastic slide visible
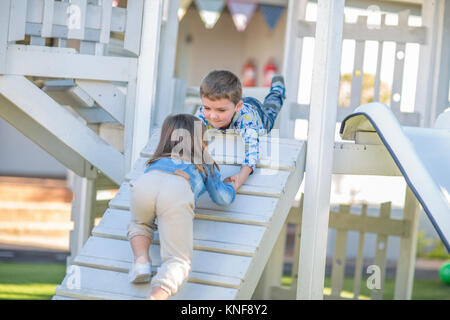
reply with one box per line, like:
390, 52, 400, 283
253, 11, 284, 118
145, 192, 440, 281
340, 103, 450, 252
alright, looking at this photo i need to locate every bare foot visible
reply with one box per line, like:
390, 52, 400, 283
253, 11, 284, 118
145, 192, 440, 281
149, 287, 170, 300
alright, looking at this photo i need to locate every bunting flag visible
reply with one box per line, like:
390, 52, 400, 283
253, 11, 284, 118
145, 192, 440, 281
195, 0, 225, 29
178, 0, 193, 21
260, 4, 285, 30
227, 0, 257, 32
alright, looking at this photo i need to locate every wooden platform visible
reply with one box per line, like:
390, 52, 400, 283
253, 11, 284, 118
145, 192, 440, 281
52, 131, 306, 300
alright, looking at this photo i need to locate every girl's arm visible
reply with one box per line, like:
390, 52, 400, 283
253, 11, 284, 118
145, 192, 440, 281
204, 166, 236, 206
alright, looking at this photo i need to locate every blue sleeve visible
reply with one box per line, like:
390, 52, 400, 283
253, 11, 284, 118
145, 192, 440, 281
204, 166, 236, 206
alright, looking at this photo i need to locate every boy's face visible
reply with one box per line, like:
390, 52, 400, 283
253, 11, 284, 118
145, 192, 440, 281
201, 96, 243, 129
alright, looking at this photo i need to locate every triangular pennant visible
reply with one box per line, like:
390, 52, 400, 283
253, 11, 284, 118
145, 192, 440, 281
260, 4, 284, 30
195, 0, 225, 29
227, 0, 257, 32
178, 0, 193, 21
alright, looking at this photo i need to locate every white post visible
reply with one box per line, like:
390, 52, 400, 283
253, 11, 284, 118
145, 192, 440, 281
153, 0, 181, 127
127, 0, 163, 171
297, 0, 344, 300
279, 0, 308, 139
414, 0, 446, 127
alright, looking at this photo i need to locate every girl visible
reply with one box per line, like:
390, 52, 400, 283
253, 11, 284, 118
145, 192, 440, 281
126, 114, 236, 300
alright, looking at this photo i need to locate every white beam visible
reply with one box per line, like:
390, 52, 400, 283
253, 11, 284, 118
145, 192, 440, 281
0, 0, 11, 74
4, 44, 137, 82
279, 0, 307, 138
125, 0, 163, 172
297, 0, 345, 300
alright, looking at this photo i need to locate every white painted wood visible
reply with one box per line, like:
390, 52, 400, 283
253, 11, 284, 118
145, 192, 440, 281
99, 0, 112, 44
333, 142, 402, 176
76, 80, 126, 124
124, 0, 144, 55
110, 182, 279, 219
125, 157, 290, 198
5, 44, 138, 82
76, 236, 250, 282
394, 186, 421, 300
8, 0, 27, 42
371, 202, 391, 300
414, 0, 446, 127
236, 138, 306, 299
55, 266, 238, 300
297, 0, 345, 300
170, 77, 187, 114
297, 19, 427, 44
67, 173, 97, 266
0, 75, 125, 184
0, 0, 11, 74
330, 205, 350, 298
373, 15, 386, 102
41, 0, 55, 38
290, 102, 421, 125
30, 36, 46, 46
127, 0, 162, 173
432, 0, 450, 122
153, 0, 180, 127
279, 0, 307, 138
349, 17, 366, 110
66, 0, 87, 40
352, 203, 367, 300
252, 222, 286, 299
0, 93, 87, 177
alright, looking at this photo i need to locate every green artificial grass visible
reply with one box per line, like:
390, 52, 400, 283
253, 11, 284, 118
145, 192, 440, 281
0, 262, 66, 300
282, 275, 450, 300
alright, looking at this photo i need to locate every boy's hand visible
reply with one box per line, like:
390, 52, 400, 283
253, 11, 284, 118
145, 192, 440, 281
224, 166, 252, 191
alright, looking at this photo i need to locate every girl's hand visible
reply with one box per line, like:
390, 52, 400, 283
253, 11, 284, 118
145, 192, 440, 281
224, 176, 239, 191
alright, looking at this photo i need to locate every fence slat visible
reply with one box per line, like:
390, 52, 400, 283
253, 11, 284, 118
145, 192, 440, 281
352, 203, 367, 299
124, 0, 144, 55
390, 11, 409, 112
330, 205, 350, 298
42, 0, 55, 38
99, 0, 112, 44
8, 0, 27, 42
373, 14, 386, 102
66, 0, 87, 40
370, 202, 391, 300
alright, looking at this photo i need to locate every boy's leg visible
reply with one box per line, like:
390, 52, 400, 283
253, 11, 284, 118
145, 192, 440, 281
261, 75, 285, 132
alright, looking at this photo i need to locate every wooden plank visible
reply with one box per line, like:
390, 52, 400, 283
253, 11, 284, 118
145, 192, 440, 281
76, 80, 126, 124
373, 14, 386, 102
390, 12, 408, 113
124, 0, 144, 55
99, 0, 112, 44
330, 205, 350, 298
76, 236, 250, 283
0, 0, 11, 74
297, 19, 427, 44
349, 17, 366, 110
126, 157, 290, 198
297, 0, 345, 300
5, 44, 137, 82
8, 0, 27, 42
0, 93, 87, 177
352, 203, 367, 299
41, 0, 55, 38
93, 208, 266, 249
237, 134, 306, 299
55, 266, 238, 300
370, 202, 391, 300
394, 186, 421, 300
109, 182, 279, 217
0, 75, 125, 184
333, 142, 402, 176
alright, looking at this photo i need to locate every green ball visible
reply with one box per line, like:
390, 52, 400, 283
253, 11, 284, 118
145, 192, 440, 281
439, 261, 450, 285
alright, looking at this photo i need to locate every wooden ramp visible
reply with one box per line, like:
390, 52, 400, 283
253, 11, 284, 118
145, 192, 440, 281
52, 130, 306, 300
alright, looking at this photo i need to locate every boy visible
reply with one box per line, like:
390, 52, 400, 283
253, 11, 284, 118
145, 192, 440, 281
194, 70, 285, 191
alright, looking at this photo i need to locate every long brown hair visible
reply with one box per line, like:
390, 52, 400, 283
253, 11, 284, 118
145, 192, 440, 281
146, 114, 219, 178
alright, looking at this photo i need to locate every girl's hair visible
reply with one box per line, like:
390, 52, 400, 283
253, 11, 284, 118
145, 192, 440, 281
146, 114, 219, 178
